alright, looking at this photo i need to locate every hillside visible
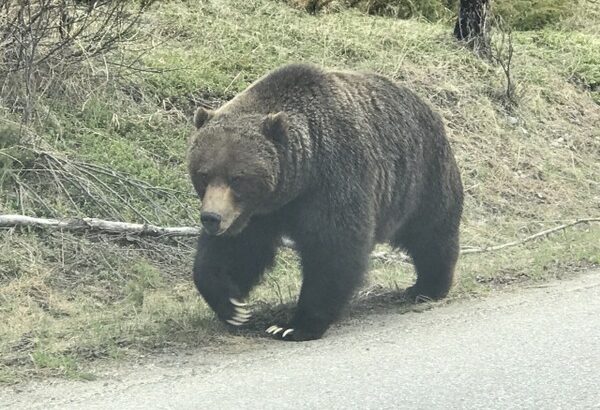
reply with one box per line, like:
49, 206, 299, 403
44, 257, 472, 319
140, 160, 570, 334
0, 0, 599, 383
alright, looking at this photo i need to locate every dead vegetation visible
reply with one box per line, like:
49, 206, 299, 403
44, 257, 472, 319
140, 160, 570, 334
0, 0, 156, 123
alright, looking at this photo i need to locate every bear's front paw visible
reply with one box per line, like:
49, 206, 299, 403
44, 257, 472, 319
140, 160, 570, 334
265, 324, 324, 342
224, 298, 252, 326
265, 325, 295, 339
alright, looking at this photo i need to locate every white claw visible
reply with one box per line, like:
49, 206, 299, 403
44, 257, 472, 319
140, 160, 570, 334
282, 329, 294, 338
234, 311, 252, 319
266, 326, 278, 334
229, 298, 247, 307
234, 306, 250, 316
272, 327, 283, 335
226, 319, 243, 326
233, 314, 250, 323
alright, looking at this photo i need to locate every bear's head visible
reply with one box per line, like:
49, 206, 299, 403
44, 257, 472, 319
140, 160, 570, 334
187, 107, 288, 236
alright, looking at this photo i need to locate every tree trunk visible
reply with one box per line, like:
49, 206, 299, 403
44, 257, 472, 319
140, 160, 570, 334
454, 0, 490, 43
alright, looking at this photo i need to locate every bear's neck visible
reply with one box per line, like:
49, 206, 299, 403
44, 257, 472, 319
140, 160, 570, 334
271, 120, 316, 210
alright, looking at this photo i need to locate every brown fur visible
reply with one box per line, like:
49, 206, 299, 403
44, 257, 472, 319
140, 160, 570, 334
188, 63, 464, 341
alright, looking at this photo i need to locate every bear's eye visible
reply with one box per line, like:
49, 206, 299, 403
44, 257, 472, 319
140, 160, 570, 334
196, 170, 209, 181
229, 175, 245, 191
193, 180, 207, 197
193, 171, 210, 197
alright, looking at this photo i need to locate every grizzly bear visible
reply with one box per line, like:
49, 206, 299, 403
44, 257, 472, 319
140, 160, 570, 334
188, 63, 463, 341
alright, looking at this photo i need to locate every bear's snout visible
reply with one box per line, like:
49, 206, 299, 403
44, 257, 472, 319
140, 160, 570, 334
200, 212, 222, 235
200, 184, 242, 235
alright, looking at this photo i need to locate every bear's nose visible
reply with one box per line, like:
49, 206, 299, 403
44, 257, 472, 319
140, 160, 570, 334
200, 212, 222, 234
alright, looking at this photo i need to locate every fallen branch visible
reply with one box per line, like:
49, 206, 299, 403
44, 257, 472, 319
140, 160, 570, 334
460, 218, 600, 254
1, 215, 598, 258
0, 214, 200, 237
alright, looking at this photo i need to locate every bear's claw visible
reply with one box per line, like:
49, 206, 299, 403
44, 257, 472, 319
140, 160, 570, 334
234, 306, 250, 316
229, 298, 247, 307
266, 325, 295, 339
226, 319, 243, 326
225, 300, 252, 326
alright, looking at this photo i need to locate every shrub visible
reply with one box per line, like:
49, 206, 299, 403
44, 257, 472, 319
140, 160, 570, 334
0, 0, 155, 122
285, 0, 572, 31
494, 0, 571, 30
353, 0, 457, 20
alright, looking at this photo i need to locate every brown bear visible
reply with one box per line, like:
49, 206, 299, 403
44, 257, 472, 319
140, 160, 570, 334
188, 63, 463, 341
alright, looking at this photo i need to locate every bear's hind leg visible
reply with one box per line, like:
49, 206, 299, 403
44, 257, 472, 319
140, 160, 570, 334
401, 228, 460, 301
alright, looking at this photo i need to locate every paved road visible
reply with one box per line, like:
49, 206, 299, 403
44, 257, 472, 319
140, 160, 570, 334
2, 271, 600, 410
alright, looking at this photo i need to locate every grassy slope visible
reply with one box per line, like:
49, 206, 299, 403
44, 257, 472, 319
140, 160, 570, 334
1, 0, 599, 383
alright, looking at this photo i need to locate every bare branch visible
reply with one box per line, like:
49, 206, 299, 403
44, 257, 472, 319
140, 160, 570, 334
461, 218, 600, 254
0, 214, 200, 237
1, 215, 598, 262
0, 0, 156, 121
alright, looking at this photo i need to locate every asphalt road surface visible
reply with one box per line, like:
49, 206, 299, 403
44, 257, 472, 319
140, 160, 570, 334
2, 270, 600, 410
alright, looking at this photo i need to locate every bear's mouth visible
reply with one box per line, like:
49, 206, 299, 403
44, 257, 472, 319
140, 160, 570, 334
201, 210, 247, 237
218, 212, 251, 237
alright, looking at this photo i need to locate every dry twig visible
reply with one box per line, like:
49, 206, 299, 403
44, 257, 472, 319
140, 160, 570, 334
2, 215, 598, 260
460, 218, 600, 254
7, 146, 196, 224
0, 214, 199, 237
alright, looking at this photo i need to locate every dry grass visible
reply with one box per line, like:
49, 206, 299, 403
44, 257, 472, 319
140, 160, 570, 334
0, 0, 599, 384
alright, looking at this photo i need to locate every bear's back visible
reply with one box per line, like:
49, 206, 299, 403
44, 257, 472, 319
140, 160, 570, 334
216, 63, 327, 115
219, 64, 439, 135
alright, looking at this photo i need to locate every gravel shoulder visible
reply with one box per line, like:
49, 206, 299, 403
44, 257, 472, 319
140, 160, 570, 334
2, 270, 600, 410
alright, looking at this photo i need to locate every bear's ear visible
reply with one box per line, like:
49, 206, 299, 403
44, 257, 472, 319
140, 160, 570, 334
261, 112, 289, 145
193, 107, 214, 129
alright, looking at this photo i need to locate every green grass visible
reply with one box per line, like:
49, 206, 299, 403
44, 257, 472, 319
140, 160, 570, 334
0, 0, 599, 383
30, 351, 96, 381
